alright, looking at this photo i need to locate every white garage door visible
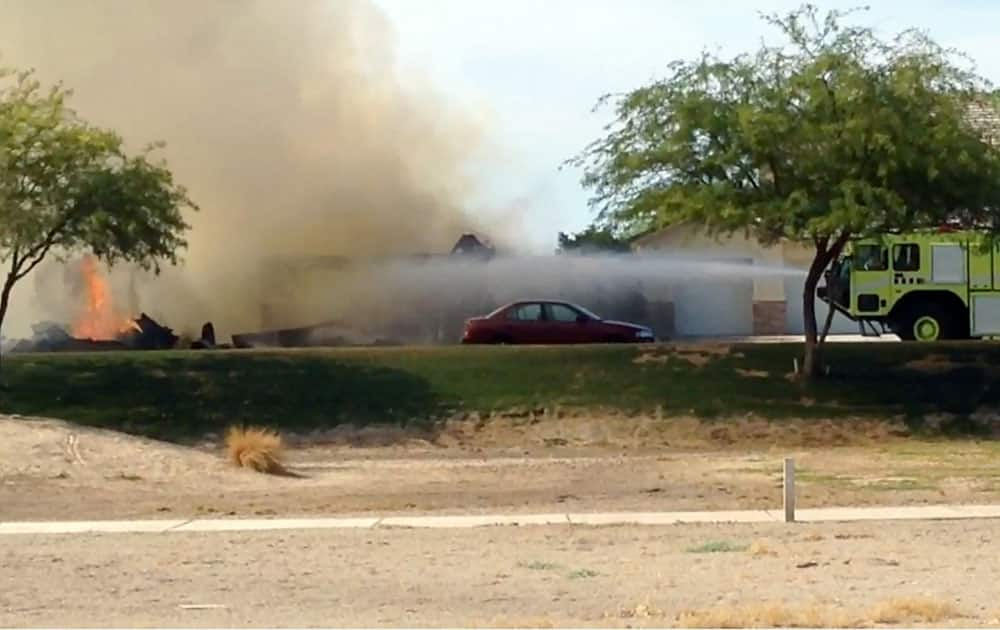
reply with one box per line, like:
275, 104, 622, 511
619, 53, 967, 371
673, 265, 754, 337
783, 277, 856, 335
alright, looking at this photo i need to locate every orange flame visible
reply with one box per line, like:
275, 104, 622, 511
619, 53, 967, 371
72, 255, 139, 340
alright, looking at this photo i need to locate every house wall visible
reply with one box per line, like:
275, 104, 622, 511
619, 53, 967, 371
632, 225, 856, 336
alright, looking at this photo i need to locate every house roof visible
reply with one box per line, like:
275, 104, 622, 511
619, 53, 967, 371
630, 224, 691, 249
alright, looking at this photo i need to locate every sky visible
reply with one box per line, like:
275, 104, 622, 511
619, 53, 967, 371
372, 0, 1000, 252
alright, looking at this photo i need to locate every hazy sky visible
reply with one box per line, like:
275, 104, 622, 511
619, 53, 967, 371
373, 0, 1000, 251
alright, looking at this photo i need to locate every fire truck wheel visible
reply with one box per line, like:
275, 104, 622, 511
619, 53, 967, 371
899, 303, 955, 342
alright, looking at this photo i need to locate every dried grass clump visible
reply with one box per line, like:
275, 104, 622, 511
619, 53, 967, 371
475, 616, 555, 628
225, 425, 288, 475
868, 597, 960, 624
676, 597, 961, 628
614, 601, 664, 620
749, 539, 777, 557
676, 602, 854, 628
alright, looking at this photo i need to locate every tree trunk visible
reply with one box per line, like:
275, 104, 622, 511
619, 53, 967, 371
819, 279, 838, 344
801, 264, 824, 379
0, 277, 13, 380
801, 235, 849, 380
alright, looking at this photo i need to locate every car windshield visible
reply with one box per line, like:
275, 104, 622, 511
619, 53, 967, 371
486, 304, 510, 318
573, 305, 601, 320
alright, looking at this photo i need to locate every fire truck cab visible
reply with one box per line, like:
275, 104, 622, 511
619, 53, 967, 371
819, 229, 1000, 341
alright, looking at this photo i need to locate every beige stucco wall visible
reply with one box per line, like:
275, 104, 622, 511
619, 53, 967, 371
632, 224, 809, 301
633, 224, 858, 336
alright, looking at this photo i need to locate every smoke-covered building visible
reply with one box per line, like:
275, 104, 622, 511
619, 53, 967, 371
630, 225, 856, 337
252, 233, 672, 345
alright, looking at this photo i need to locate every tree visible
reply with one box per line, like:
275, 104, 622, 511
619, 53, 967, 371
0, 67, 195, 363
571, 4, 1000, 378
557, 224, 632, 254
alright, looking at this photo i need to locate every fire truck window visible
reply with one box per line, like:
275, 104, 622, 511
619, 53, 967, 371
854, 245, 887, 271
893, 244, 920, 272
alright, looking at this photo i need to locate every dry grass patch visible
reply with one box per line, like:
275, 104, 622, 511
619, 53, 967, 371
476, 616, 555, 628
613, 601, 664, 620
673, 353, 713, 367
633, 351, 670, 365
686, 540, 748, 554
903, 353, 969, 374
698, 417, 908, 448
676, 602, 855, 628
749, 539, 777, 557
868, 597, 960, 624
676, 597, 961, 628
633, 342, 733, 368
225, 425, 289, 475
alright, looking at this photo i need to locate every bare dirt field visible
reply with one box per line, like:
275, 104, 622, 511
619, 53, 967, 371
4, 415, 1000, 627
3, 414, 1000, 521
2, 519, 999, 627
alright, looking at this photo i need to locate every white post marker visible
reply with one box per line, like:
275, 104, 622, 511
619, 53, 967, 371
783, 457, 796, 523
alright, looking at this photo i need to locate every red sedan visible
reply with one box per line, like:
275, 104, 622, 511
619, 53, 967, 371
461, 300, 656, 345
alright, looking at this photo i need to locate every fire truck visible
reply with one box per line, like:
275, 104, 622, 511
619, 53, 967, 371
818, 228, 1000, 341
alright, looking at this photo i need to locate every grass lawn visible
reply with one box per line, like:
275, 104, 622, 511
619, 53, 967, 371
1, 341, 999, 441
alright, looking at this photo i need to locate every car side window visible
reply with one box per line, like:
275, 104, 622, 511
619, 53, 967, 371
507, 304, 543, 321
547, 304, 580, 322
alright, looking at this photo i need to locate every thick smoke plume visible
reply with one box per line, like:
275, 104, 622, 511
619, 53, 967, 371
0, 0, 498, 337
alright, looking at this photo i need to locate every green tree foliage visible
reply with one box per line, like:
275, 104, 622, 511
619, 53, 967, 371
0, 67, 195, 352
557, 224, 632, 254
572, 4, 1000, 377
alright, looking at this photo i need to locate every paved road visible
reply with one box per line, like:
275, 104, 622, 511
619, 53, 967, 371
3, 503, 999, 535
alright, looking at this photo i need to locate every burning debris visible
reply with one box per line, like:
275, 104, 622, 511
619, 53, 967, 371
9, 313, 179, 353
191, 322, 220, 349
8, 256, 182, 353
72, 255, 139, 340
119, 313, 179, 350
8, 322, 103, 353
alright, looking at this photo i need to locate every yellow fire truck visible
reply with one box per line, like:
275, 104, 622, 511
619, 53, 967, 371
819, 228, 1000, 341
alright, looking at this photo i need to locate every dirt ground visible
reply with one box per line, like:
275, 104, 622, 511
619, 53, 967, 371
4, 415, 1000, 627
2, 519, 999, 627
3, 414, 1000, 521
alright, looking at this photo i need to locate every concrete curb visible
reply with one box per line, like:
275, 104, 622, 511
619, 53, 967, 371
3, 504, 1000, 536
